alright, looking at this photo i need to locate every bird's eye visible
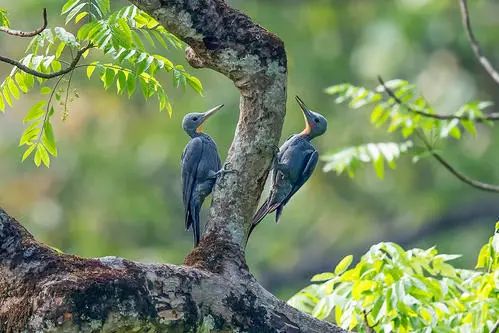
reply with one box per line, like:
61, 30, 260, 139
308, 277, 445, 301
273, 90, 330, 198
314, 118, 320, 123
192, 117, 198, 121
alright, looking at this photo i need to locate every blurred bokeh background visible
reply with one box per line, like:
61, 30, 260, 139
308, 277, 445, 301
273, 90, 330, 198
0, 0, 498, 298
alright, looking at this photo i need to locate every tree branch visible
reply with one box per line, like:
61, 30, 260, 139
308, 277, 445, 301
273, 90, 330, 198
0, 209, 345, 332
0, 8, 47, 37
377, 76, 499, 122
378, 76, 499, 193
458, 0, 499, 85
1, 1, 348, 332
126, 0, 288, 268
491, 320, 499, 333
0, 44, 93, 80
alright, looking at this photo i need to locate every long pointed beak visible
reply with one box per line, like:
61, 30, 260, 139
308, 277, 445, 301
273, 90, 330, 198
295, 96, 314, 124
201, 104, 224, 124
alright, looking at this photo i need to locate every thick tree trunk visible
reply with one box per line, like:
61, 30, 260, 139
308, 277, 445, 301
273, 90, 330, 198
0, 0, 347, 332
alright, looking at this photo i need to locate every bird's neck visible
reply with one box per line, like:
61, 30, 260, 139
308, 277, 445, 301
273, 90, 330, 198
187, 130, 203, 138
298, 132, 313, 141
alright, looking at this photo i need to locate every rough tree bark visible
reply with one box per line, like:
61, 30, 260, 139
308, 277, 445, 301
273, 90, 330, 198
1, 0, 347, 332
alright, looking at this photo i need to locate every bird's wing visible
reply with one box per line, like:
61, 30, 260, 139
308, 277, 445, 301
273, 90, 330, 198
271, 137, 294, 183
181, 137, 203, 229
203, 136, 222, 172
282, 149, 318, 207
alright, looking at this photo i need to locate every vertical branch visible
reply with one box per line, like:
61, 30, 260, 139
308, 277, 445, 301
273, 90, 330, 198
128, 0, 287, 270
458, 0, 499, 85
0, 8, 47, 37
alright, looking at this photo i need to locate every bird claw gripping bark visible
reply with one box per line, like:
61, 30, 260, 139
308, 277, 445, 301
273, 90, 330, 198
211, 162, 235, 179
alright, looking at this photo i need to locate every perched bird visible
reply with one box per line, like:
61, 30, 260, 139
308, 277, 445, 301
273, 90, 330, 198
249, 96, 328, 236
181, 105, 225, 246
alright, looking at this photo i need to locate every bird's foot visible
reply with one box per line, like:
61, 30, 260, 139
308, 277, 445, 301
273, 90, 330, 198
211, 162, 235, 179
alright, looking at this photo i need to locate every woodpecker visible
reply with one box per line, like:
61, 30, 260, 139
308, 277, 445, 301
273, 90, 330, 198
250, 96, 328, 237
181, 105, 225, 246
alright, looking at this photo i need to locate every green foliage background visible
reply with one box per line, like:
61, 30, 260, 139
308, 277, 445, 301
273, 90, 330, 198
0, 0, 498, 298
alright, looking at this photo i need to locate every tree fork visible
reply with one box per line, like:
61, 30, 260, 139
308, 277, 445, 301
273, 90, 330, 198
1, 0, 347, 331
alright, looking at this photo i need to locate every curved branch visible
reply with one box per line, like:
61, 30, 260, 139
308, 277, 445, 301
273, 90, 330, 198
459, 0, 499, 85
378, 76, 499, 193
0, 209, 345, 332
377, 76, 499, 122
0, 44, 93, 80
1, 0, 347, 332
0, 8, 47, 37
416, 131, 499, 192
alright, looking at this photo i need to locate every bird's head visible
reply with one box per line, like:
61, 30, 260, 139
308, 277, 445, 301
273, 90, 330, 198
182, 104, 224, 137
295, 96, 327, 139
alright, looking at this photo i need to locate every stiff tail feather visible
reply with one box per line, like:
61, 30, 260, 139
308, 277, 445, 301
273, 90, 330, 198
248, 199, 280, 239
189, 201, 201, 246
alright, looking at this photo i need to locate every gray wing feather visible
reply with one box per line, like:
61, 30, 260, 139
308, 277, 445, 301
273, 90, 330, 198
282, 150, 318, 206
181, 137, 203, 229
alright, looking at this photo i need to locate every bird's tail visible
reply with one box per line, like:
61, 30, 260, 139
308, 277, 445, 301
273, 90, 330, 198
188, 201, 201, 246
248, 198, 280, 239
185, 209, 192, 231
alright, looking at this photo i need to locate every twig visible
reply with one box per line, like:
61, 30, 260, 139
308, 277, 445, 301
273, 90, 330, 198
416, 131, 499, 193
363, 310, 376, 333
378, 77, 499, 193
491, 320, 499, 333
0, 44, 93, 80
458, 0, 499, 85
0, 8, 47, 37
377, 76, 499, 122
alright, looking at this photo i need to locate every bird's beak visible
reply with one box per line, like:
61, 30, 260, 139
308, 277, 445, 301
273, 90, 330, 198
295, 96, 314, 134
197, 104, 224, 132
202, 104, 224, 123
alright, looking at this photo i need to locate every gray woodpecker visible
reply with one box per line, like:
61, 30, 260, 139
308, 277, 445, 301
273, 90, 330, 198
181, 105, 224, 246
250, 96, 328, 237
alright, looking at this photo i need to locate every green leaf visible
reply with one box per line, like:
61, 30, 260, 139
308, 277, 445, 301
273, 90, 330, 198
7, 77, 20, 99
186, 75, 203, 95
102, 68, 115, 89
19, 122, 41, 146
55, 42, 66, 58
34, 144, 42, 166
0, 8, 10, 27
22, 144, 36, 162
127, 74, 136, 97
61, 0, 81, 14
40, 87, 52, 95
0, 93, 4, 112
65, 2, 86, 25
116, 70, 127, 95
335, 255, 353, 275
51, 61, 62, 72
23, 101, 46, 123
3, 85, 12, 107
42, 122, 57, 156
461, 120, 477, 137
311, 272, 336, 282
74, 11, 88, 23
476, 244, 489, 269
14, 72, 28, 93
373, 156, 385, 179
86, 63, 97, 79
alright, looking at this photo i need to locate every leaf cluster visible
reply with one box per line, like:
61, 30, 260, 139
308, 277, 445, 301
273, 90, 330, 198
323, 80, 494, 179
0, 0, 203, 167
288, 223, 499, 332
